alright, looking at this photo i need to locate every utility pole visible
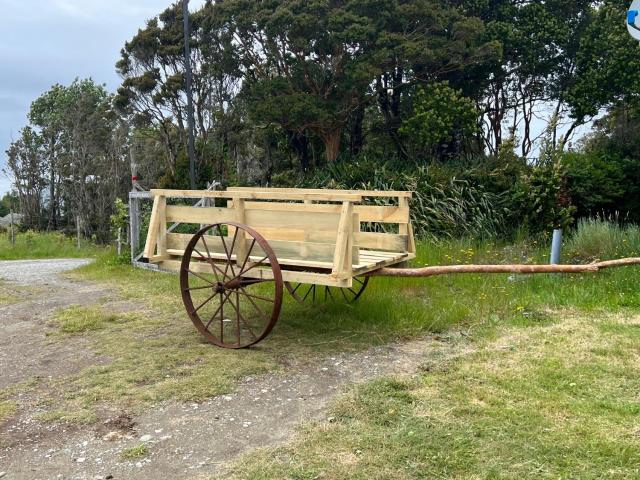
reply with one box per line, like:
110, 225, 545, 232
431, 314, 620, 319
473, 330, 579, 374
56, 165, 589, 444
183, 0, 196, 190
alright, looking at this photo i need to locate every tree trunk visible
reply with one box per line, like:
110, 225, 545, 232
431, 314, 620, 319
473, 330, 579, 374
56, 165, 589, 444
47, 141, 57, 231
320, 128, 342, 163
349, 105, 365, 156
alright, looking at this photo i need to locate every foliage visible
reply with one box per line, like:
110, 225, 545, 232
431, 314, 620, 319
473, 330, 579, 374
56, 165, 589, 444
566, 216, 640, 262
6, 79, 129, 242
304, 159, 507, 239
120, 444, 149, 460
0, 191, 18, 218
400, 82, 478, 158
511, 133, 576, 233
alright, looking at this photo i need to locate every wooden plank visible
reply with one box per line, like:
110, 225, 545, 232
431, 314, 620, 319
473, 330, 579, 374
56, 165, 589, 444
159, 259, 352, 287
245, 209, 341, 231
143, 195, 162, 259
331, 202, 354, 279
151, 188, 362, 202
240, 201, 409, 224
166, 235, 343, 265
156, 196, 167, 258
356, 232, 407, 252
227, 186, 412, 198
165, 205, 235, 224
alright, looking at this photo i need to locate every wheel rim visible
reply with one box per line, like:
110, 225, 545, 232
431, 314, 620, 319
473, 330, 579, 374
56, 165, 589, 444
285, 277, 369, 304
180, 222, 283, 349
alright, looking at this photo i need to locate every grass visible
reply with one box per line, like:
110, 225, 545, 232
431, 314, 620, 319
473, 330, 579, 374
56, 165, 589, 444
121, 444, 149, 459
229, 311, 640, 479
0, 280, 20, 306
5, 223, 640, 433
0, 400, 18, 423
0, 230, 107, 260
53, 305, 121, 334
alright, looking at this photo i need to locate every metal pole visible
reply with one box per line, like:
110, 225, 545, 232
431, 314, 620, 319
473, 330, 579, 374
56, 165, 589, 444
550, 228, 563, 265
183, 0, 196, 190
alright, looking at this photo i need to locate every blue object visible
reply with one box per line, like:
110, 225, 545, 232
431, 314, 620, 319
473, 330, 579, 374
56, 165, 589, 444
628, 10, 639, 26
550, 229, 563, 265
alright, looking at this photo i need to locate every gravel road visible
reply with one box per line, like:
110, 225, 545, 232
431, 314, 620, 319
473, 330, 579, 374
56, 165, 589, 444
0, 259, 93, 285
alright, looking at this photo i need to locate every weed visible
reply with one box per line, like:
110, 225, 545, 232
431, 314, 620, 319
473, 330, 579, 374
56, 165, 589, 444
121, 444, 148, 459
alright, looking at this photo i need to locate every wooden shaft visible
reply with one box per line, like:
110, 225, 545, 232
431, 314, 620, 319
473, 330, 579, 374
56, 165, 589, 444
367, 258, 640, 277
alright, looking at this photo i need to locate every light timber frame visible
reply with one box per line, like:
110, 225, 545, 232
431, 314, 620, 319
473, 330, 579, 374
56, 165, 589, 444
143, 187, 416, 288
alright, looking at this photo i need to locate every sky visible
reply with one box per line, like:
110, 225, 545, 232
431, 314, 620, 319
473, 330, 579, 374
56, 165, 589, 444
0, 0, 204, 195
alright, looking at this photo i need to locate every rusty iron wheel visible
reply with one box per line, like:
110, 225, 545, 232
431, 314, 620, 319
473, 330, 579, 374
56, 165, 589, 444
285, 277, 369, 304
180, 222, 283, 349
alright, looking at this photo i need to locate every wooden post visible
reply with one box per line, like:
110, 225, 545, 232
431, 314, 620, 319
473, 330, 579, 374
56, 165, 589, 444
331, 201, 354, 279
129, 194, 139, 262
143, 195, 162, 259
235, 197, 247, 265
76, 215, 81, 249
117, 227, 122, 256
9, 208, 15, 246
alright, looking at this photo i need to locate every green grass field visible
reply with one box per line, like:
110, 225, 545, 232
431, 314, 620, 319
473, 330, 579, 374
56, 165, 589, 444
0, 230, 107, 260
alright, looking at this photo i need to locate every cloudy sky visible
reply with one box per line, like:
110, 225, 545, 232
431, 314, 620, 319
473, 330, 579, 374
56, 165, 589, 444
0, 0, 205, 195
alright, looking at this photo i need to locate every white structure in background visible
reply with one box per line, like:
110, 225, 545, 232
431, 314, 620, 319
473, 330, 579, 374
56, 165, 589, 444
0, 213, 22, 228
628, 1, 640, 40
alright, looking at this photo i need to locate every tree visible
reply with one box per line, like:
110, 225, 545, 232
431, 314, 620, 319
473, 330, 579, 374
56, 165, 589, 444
5, 127, 47, 228
463, 0, 594, 155
29, 84, 68, 229
566, 0, 640, 147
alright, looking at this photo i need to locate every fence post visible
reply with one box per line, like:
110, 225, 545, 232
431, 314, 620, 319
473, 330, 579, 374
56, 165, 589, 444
9, 209, 15, 246
129, 191, 140, 263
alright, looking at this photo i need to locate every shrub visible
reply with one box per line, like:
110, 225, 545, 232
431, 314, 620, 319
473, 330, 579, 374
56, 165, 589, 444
302, 159, 507, 239
566, 216, 640, 262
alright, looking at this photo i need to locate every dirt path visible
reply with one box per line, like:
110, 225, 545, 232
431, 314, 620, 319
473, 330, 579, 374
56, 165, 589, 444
0, 260, 468, 479
0, 259, 108, 389
3, 335, 466, 480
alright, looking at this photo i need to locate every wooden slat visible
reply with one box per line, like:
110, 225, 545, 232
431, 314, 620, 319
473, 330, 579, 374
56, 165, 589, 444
151, 188, 362, 202
166, 233, 341, 264
165, 206, 235, 224
227, 186, 413, 198
356, 232, 407, 252
239, 201, 409, 224
157, 259, 352, 287
164, 249, 362, 273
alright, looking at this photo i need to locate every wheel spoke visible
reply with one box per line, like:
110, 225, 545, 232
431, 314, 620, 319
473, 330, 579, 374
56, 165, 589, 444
237, 238, 256, 274
238, 286, 270, 321
340, 288, 349, 301
326, 286, 334, 300
185, 284, 214, 292
236, 289, 275, 303
200, 237, 221, 283
302, 285, 314, 302
225, 255, 271, 286
188, 270, 216, 286
205, 290, 232, 330
227, 292, 259, 342
193, 292, 217, 314
218, 225, 238, 279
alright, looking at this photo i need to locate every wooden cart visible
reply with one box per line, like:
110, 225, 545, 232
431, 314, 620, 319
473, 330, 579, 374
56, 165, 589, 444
143, 187, 416, 348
